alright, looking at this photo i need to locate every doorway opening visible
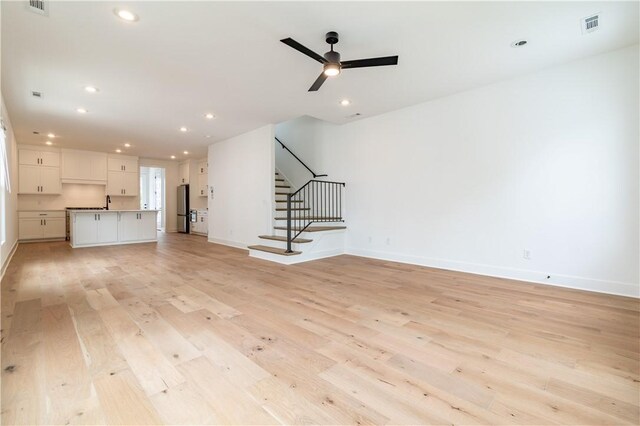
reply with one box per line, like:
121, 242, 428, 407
140, 166, 166, 231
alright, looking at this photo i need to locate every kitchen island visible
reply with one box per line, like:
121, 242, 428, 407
69, 209, 158, 248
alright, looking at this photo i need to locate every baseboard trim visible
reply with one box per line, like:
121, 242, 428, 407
208, 237, 248, 250
0, 240, 19, 282
346, 247, 639, 298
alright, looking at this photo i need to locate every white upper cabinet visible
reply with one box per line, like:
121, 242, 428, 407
19, 148, 60, 167
197, 160, 208, 175
178, 161, 189, 184
106, 154, 139, 196
61, 149, 108, 184
108, 156, 138, 172
18, 146, 61, 194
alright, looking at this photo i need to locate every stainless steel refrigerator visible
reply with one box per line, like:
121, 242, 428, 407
177, 184, 190, 233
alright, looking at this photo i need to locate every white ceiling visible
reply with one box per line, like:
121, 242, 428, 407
2, 1, 638, 159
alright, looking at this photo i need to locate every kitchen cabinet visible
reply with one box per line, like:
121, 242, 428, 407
106, 155, 139, 196
18, 164, 62, 194
191, 210, 208, 235
18, 146, 62, 194
197, 173, 208, 197
70, 210, 157, 248
61, 149, 107, 184
18, 211, 65, 241
108, 156, 138, 172
119, 211, 157, 242
71, 212, 119, 246
178, 162, 189, 184
19, 148, 60, 167
197, 160, 208, 175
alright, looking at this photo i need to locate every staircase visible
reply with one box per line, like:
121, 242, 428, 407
248, 138, 346, 264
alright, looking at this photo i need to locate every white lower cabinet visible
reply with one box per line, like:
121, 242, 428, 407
70, 210, 157, 247
73, 212, 118, 246
18, 211, 65, 241
119, 211, 157, 242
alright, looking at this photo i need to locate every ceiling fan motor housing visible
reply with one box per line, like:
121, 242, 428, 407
324, 50, 341, 64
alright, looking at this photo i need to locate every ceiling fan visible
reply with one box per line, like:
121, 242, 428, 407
281, 31, 399, 92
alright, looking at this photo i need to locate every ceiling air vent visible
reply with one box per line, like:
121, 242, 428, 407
582, 14, 600, 34
31, 91, 42, 98
27, 0, 48, 16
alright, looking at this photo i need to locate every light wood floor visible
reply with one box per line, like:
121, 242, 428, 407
1, 233, 638, 425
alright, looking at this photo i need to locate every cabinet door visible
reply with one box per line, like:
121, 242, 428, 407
198, 173, 208, 197
43, 218, 65, 239
140, 212, 158, 241
121, 158, 138, 173
40, 167, 61, 194
74, 214, 98, 245
97, 213, 119, 243
106, 171, 123, 195
118, 212, 139, 242
19, 149, 40, 166
40, 151, 60, 167
61, 151, 83, 180
18, 165, 41, 193
19, 218, 43, 239
178, 163, 189, 184
90, 153, 108, 181
123, 172, 138, 196
108, 157, 123, 172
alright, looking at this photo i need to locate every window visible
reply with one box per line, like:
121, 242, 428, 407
0, 123, 10, 245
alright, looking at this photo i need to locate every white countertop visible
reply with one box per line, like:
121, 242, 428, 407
68, 209, 159, 213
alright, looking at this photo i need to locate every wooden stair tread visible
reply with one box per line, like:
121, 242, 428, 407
275, 192, 292, 195
275, 216, 342, 221
274, 226, 347, 232
248, 245, 301, 256
258, 235, 313, 243
275, 178, 285, 182
275, 185, 291, 188
276, 199, 303, 203
275, 207, 310, 211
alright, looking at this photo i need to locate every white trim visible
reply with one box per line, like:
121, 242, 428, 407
249, 247, 343, 265
208, 237, 249, 250
346, 247, 639, 298
0, 240, 18, 282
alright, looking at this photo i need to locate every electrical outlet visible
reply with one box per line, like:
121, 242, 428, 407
523, 249, 531, 260
368, 236, 372, 244
386, 237, 390, 245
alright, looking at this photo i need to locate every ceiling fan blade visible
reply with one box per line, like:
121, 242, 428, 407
308, 72, 328, 92
341, 56, 399, 69
280, 38, 327, 64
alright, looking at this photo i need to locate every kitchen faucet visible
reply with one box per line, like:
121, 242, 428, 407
105, 195, 111, 210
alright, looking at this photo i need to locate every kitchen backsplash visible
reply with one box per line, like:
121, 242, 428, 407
18, 184, 140, 211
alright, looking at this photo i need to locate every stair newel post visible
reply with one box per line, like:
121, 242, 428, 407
286, 193, 293, 253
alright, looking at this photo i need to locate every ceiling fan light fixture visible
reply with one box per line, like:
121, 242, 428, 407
323, 63, 341, 77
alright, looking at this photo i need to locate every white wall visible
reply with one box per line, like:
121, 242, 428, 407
1, 96, 19, 278
275, 116, 329, 189
276, 45, 639, 297
208, 124, 274, 248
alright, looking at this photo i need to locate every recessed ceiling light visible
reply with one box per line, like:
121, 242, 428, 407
340, 99, 351, 106
170, 155, 176, 159
76, 108, 88, 114
114, 9, 138, 22
205, 135, 211, 138
115, 149, 122, 153
47, 133, 55, 138
124, 143, 131, 148
84, 86, 99, 93
183, 151, 189, 155
179, 127, 188, 132
511, 39, 528, 48
45, 141, 53, 146
205, 113, 215, 120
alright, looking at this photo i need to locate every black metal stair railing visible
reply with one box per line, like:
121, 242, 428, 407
285, 180, 345, 253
